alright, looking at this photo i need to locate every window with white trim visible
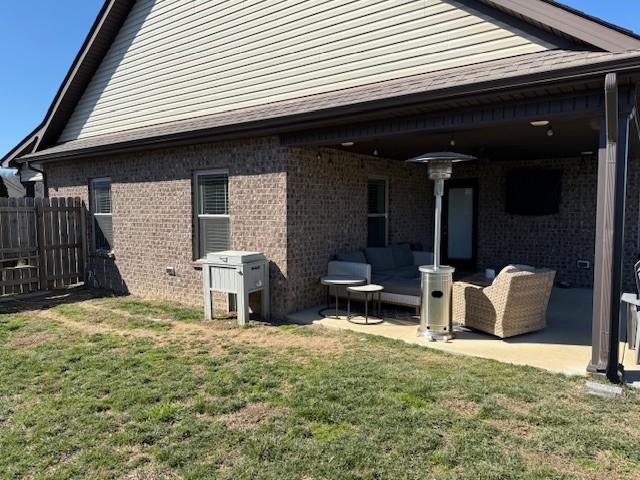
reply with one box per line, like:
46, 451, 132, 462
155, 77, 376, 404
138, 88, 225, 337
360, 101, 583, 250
195, 171, 230, 258
367, 177, 388, 247
90, 178, 113, 252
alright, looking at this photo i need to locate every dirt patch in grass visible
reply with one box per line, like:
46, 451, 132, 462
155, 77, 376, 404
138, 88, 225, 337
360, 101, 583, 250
519, 448, 615, 480
30, 298, 350, 360
218, 402, 290, 429
487, 419, 533, 437
443, 397, 481, 417
221, 327, 350, 356
33, 308, 156, 339
7, 330, 59, 348
493, 394, 533, 416
121, 466, 181, 480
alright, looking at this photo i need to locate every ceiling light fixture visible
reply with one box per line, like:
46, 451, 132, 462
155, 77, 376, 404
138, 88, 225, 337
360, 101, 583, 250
547, 125, 554, 137
341, 141, 355, 147
449, 135, 456, 147
581, 151, 594, 156
373, 149, 379, 156
530, 120, 550, 127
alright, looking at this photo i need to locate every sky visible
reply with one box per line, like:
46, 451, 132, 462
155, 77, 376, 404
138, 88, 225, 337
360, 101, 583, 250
1, 0, 640, 158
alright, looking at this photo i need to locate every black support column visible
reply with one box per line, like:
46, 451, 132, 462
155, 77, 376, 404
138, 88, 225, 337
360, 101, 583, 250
589, 73, 632, 381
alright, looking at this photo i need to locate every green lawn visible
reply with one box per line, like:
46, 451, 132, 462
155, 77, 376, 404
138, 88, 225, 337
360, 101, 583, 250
1, 290, 639, 479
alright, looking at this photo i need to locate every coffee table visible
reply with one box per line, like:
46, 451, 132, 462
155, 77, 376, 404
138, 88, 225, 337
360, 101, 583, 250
347, 284, 384, 325
319, 275, 366, 319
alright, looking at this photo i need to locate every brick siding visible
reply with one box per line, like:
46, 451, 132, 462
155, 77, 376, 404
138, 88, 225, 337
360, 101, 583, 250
285, 146, 433, 312
453, 156, 639, 290
46, 137, 290, 317
45, 137, 640, 318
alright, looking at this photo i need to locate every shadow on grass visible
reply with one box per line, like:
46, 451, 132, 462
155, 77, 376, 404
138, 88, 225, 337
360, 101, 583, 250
0, 287, 119, 315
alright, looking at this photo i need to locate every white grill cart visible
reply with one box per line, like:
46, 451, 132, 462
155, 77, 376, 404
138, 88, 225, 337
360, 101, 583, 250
202, 250, 270, 326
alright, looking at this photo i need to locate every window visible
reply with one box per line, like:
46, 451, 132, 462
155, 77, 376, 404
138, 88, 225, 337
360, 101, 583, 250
90, 178, 113, 251
367, 177, 388, 247
195, 171, 230, 258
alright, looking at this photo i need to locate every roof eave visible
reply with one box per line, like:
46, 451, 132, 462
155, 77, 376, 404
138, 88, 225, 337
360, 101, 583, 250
1, 127, 42, 167
5, 0, 640, 167
479, 0, 640, 52
35, 0, 136, 150
1, 0, 135, 167
17, 55, 640, 164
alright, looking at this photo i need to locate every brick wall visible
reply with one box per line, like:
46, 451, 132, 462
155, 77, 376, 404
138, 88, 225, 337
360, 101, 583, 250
285, 150, 640, 311
46, 137, 291, 317
285, 146, 433, 312
453, 155, 640, 289
45, 136, 640, 317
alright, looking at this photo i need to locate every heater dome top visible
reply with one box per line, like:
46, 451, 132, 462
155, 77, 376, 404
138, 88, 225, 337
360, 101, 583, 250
407, 151, 476, 181
406, 151, 476, 164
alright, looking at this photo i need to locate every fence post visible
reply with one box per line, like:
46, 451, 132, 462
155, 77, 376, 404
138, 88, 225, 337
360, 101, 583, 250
35, 198, 48, 291
79, 199, 89, 285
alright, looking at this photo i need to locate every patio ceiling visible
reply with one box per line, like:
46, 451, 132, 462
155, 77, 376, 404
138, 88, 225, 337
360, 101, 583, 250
329, 114, 600, 161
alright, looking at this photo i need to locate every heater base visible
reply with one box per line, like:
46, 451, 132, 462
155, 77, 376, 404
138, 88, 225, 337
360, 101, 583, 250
417, 327, 454, 342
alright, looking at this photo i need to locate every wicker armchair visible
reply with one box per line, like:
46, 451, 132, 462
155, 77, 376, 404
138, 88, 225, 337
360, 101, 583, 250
453, 265, 556, 338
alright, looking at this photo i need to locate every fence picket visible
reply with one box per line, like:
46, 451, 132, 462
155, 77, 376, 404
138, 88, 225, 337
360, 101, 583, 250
7, 198, 17, 295
0, 199, 9, 263
35, 198, 47, 291
49, 198, 58, 289
59, 198, 70, 286
79, 198, 89, 285
68, 198, 78, 284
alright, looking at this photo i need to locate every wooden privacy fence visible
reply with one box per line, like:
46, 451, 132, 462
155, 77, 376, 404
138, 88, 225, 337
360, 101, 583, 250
0, 197, 87, 297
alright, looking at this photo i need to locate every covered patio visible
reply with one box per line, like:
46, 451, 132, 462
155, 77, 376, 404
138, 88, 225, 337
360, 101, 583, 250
288, 288, 639, 382
282, 71, 640, 382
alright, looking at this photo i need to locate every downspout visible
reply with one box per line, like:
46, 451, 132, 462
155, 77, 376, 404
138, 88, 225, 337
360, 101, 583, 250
22, 161, 47, 197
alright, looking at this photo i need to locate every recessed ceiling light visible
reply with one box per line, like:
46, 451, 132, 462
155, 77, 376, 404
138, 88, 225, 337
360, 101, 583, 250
341, 141, 355, 147
530, 120, 550, 127
581, 151, 594, 156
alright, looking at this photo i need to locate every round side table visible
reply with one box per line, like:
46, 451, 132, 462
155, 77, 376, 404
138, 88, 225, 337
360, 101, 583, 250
347, 284, 384, 325
319, 275, 366, 319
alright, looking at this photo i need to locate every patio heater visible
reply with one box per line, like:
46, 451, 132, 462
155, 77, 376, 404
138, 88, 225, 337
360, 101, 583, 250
407, 152, 476, 341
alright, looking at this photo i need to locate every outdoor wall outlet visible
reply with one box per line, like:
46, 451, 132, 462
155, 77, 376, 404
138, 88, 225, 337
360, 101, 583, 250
166, 266, 177, 276
577, 260, 591, 270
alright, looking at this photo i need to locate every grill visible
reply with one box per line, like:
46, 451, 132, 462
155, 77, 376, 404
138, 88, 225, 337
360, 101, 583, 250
407, 152, 476, 341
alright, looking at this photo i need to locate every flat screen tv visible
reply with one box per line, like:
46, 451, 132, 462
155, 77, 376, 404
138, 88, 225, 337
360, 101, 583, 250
506, 168, 562, 216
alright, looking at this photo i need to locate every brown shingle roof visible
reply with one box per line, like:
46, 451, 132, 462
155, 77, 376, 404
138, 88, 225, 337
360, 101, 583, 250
23, 50, 640, 160
7, 0, 640, 166
21, 48, 640, 161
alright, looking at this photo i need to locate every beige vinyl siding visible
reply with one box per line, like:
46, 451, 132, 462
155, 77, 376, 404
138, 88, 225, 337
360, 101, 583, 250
60, 0, 559, 142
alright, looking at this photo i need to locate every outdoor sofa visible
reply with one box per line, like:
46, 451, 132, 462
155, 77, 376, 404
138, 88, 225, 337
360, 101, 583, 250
327, 244, 433, 313
453, 265, 556, 338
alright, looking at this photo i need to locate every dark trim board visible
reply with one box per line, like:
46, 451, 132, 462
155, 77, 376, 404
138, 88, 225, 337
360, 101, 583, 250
281, 89, 609, 146
17, 81, 637, 165
36, 0, 136, 149
607, 113, 631, 382
480, 0, 640, 51
460, 0, 580, 50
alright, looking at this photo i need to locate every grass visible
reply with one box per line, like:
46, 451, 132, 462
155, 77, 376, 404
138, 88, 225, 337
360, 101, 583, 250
1, 291, 639, 479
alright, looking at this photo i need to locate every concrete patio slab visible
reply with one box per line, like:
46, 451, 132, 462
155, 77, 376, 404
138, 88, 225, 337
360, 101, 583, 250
288, 288, 639, 382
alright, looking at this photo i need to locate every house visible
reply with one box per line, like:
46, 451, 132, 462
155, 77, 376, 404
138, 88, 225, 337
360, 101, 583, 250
0, 168, 26, 198
3, 0, 640, 377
